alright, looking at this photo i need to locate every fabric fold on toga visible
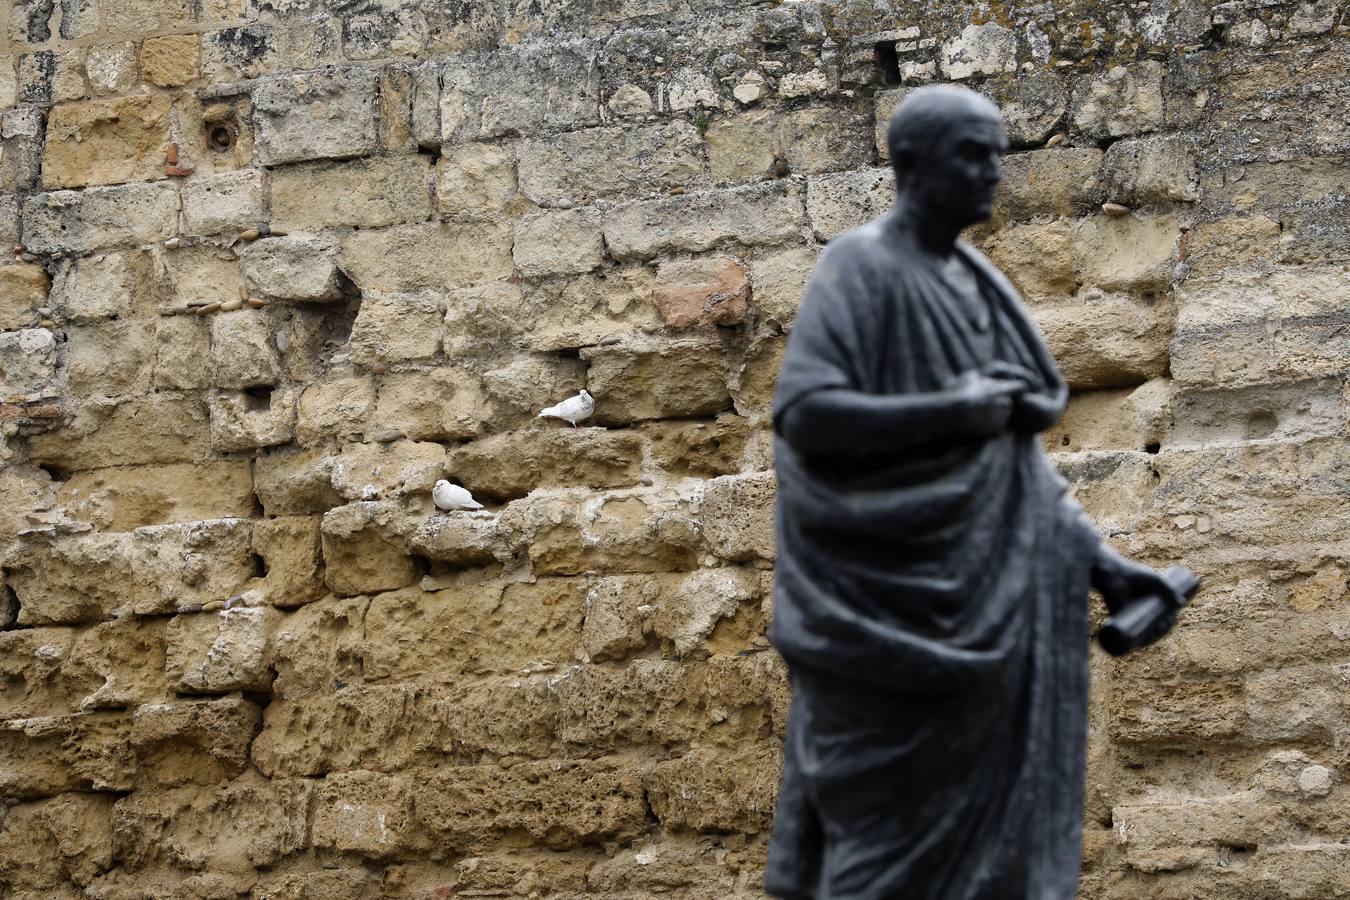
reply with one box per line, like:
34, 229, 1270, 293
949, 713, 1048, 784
765, 226, 1100, 900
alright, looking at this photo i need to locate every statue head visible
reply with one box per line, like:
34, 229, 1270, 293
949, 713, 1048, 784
886, 85, 1007, 231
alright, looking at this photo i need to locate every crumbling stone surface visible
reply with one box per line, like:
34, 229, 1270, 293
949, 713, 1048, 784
0, 1, 1347, 897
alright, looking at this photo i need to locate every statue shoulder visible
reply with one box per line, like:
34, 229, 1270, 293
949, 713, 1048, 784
813, 220, 896, 283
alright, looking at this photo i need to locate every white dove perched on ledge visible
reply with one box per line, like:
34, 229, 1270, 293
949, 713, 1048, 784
538, 389, 595, 427
433, 479, 483, 511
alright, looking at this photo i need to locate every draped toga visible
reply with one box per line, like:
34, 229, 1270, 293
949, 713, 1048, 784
764, 220, 1101, 900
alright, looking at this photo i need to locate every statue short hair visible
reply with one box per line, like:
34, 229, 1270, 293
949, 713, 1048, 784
886, 85, 1003, 178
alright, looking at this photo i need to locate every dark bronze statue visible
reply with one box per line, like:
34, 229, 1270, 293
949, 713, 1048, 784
764, 85, 1196, 899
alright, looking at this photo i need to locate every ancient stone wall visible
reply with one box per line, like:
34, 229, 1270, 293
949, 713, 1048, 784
0, 0, 1346, 896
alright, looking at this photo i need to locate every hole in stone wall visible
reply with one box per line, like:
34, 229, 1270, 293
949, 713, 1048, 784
249, 552, 269, 578
243, 384, 274, 412
1144, 441, 1160, 454
874, 41, 901, 86
207, 121, 238, 152
1, 582, 19, 630
37, 462, 69, 482
1245, 410, 1278, 440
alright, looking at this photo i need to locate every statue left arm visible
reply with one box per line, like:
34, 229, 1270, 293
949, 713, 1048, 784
1091, 542, 1179, 615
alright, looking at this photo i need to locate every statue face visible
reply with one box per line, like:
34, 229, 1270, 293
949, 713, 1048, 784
910, 117, 1008, 229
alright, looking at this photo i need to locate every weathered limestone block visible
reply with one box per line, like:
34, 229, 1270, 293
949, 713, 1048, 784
331, 439, 446, 501
449, 428, 642, 501
374, 368, 488, 441
253, 687, 436, 775
1079, 213, 1180, 293
267, 596, 366, 697
0, 262, 50, 330
241, 235, 344, 302
130, 518, 256, 615
164, 244, 248, 311
702, 471, 776, 562
49, 250, 155, 323
252, 68, 379, 166
249, 516, 324, 608
295, 375, 374, 445
651, 567, 762, 657
26, 395, 212, 469
342, 222, 513, 291
320, 501, 419, 596
642, 745, 781, 832
181, 170, 264, 236
22, 182, 179, 254
653, 256, 750, 328
65, 320, 155, 399
708, 106, 872, 184
1037, 293, 1174, 389
0, 712, 135, 797
579, 576, 670, 663
349, 291, 445, 364
582, 338, 732, 424
130, 697, 260, 786
140, 33, 200, 87
1108, 677, 1244, 744
993, 148, 1104, 222
983, 219, 1079, 300
1071, 60, 1165, 139
1043, 378, 1170, 454
749, 246, 816, 329
0, 793, 114, 892
1186, 216, 1280, 277
111, 773, 311, 873
1244, 664, 1343, 743
5, 533, 135, 625
604, 182, 807, 261
365, 579, 586, 679
207, 386, 299, 451
1172, 266, 1350, 386
60, 462, 254, 532
1053, 451, 1155, 535
254, 446, 342, 516
436, 141, 519, 220
1103, 134, 1199, 205
202, 24, 281, 81
415, 760, 646, 852
0, 629, 79, 720
648, 414, 750, 478
312, 771, 416, 858
1, 108, 47, 192
512, 207, 604, 277
0, 327, 57, 397
42, 95, 172, 190
736, 334, 787, 416
165, 607, 279, 694
1169, 379, 1344, 449
441, 277, 526, 354
439, 47, 600, 143
210, 309, 281, 388
517, 122, 703, 203
1112, 793, 1279, 873
517, 268, 660, 352
1176, 608, 1349, 677
982, 71, 1071, 147
483, 357, 590, 429
939, 23, 1017, 80
63, 617, 170, 712
505, 486, 702, 576
586, 839, 743, 896
406, 508, 511, 568
269, 155, 433, 231
805, 167, 894, 242
86, 42, 138, 95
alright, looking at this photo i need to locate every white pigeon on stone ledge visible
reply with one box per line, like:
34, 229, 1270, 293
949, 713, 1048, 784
538, 389, 595, 427
433, 479, 482, 511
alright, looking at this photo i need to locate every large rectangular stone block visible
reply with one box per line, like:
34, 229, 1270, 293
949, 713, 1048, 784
439, 47, 600, 143
517, 122, 704, 203
341, 222, 512, 291
26, 394, 212, 470
22, 182, 179, 254
581, 337, 733, 424
603, 182, 806, 260
42, 95, 172, 190
252, 68, 379, 166
269, 154, 433, 230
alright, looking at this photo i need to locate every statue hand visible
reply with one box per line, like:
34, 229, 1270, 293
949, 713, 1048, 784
947, 370, 1025, 436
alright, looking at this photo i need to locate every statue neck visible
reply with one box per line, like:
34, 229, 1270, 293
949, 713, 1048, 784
888, 191, 965, 257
